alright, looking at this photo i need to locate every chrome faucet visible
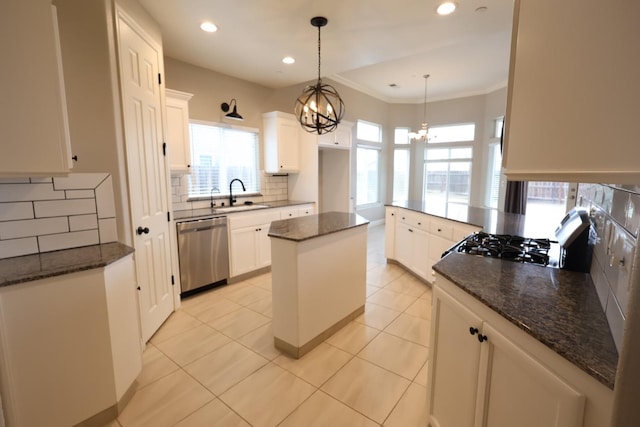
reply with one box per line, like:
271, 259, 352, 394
229, 179, 246, 207
210, 187, 220, 208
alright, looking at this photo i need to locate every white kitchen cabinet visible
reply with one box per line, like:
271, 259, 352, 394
0, 2, 73, 176
318, 120, 353, 149
385, 207, 396, 258
389, 207, 480, 283
297, 204, 315, 216
428, 276, 613, 427
228, 209, 281, 277
503, 0, 640, 184
0, 256, 141, 427
263, 111, 300, 173
165, 89, 193, 172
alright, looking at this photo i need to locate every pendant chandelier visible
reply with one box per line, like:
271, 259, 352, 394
410, 74, 430, 141
295, 16, 345, 135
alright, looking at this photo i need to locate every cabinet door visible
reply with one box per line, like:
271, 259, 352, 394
475, 323, 585, 427
428, 287, 483, 427
230, 226, 258, 277
385, 207, 396, 259
165, 89, 193, 172
280, 207, 299, 219
297, 204, 315, 216
394, 221, 413, 269
0, 3, 72, 176
410, 227, 430, 281
277, 119, 300, 172
256, 224, 272, 269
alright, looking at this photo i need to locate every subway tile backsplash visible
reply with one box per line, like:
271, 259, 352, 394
170, 171, 289, 213
579, 183, 639, 353
0, 173, 118, 259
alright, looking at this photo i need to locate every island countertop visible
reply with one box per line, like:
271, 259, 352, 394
434, 252, 618, 389
268, 211, 369, 242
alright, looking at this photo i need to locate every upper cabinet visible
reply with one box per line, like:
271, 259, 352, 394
503, 0, 640, 184
165, 89, 193, 173
0, 1, 73, 176
263, 111, 300, 173
318, 120, 353, 149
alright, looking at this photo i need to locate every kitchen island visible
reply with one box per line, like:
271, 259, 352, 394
268, 212, 369, 358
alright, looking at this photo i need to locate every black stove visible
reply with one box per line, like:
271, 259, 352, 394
453, 232, 560, 267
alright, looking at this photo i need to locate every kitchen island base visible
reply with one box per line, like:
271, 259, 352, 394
269, 212, 369, 359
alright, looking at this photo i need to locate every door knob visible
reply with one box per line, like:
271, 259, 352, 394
136, 226, 150, 235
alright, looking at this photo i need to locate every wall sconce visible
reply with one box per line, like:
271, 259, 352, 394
221, 99, 243, 121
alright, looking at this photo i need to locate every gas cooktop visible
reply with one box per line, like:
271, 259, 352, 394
453, 232, 560, 268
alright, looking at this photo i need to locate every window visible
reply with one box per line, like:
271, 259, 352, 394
188, 121, 260, 198
356, 120, 382, 206
428, 123, 475, 143
486, 117, 504, 208
393, 128, 411, 202
356, 147, 380, 205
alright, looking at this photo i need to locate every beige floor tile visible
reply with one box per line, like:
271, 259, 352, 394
184, 341, 269, 395
326, 321, 381, 355
245, 296, 273, 317
321, 358, 410, 424
274, 342, 352, 387
384, 313, 430, 346
193, 298, 243, 323
383, 383, 429, 427
248, 273, 272, 291
208, 306, 271, 339
237, 322, 283, 360
367, 288, 417, 312
358, 332, 428, 380
149, 311, 202, 345
136, 344, 180, 388
384, 274, 430, 297
173, 398, 250, 427
179, 288, 226, 317
404, 297, 432, 320
354, 302, 401, 330
367, 264, 405, 287
102, 420, 122, 427
117, 370, 214, 427
366, 285, 381, 297
279, 390, 379, 427
419, 287, 433, 301
154, 324, 231, 366
414, 360, 429, 387
225, 285, 272, 306
220, 363, 316, 427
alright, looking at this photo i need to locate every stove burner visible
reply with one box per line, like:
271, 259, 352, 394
455, 232, 554, 266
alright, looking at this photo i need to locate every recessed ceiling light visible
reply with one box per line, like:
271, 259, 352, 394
282, 56, 295, 65
200, 22, 218, 33
437, 1, 457, 16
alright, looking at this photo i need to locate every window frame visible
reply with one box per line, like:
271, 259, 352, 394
356, 120, 383, 208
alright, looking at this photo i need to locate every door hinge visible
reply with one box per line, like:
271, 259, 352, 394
158, 73, 162, 85
167, 211, 171, 222
162, 142, 167, 156
171, 275, 175, 285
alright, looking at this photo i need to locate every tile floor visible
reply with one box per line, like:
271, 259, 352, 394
108, 224, 432, 427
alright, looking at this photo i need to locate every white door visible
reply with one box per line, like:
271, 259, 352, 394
117, 11, 174, 342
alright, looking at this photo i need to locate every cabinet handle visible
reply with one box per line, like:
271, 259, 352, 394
71, 155, 78, 162
334, 141, 339, 145
409, 229, 413, 233
438, 228, 442, 232
478, 334, 488, 343
136, 286, 141, 291
418, 222, 422, 225
391, 213, 394, 216
469, 327, 479, 336
187, 164, 191, 168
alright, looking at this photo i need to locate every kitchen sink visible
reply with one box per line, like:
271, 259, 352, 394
213, 204, 270, 213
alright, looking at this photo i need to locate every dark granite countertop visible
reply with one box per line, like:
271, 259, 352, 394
0, 242, 134, 287
433, 252, 618, 389
387, 201, 555, 238
174, 200, 314, 222
268, 211, 369, 242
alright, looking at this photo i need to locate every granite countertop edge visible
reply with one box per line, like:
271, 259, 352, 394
0, 242, 135, 288
433, 253, 618, 389
268, 212, 370, 242
174, 200, 314, 222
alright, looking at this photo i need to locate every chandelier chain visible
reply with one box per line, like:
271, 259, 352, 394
317, 24, 322, 81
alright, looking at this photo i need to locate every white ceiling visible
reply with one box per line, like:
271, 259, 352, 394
138, 0, 515, 103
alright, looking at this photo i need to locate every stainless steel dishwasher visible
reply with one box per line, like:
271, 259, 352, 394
176, 216, 229, 295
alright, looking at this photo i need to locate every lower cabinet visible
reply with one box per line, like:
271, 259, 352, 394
395, 221, 430, 281
428, 276, 612, 427
0, 255, 141, 427
228, 204, 314, 277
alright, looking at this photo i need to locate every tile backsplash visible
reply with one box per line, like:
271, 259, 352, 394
0, 173, 117, 259
170, 171, 289, 212
578, 183, 639, 353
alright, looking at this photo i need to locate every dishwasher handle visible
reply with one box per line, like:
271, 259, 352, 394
177, 217, 227, 234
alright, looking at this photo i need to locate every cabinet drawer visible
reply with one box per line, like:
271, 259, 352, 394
430, 221, 454, 241
453, 223, 481, 243
397, 210, 430, 232
229, 210, 280, 229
